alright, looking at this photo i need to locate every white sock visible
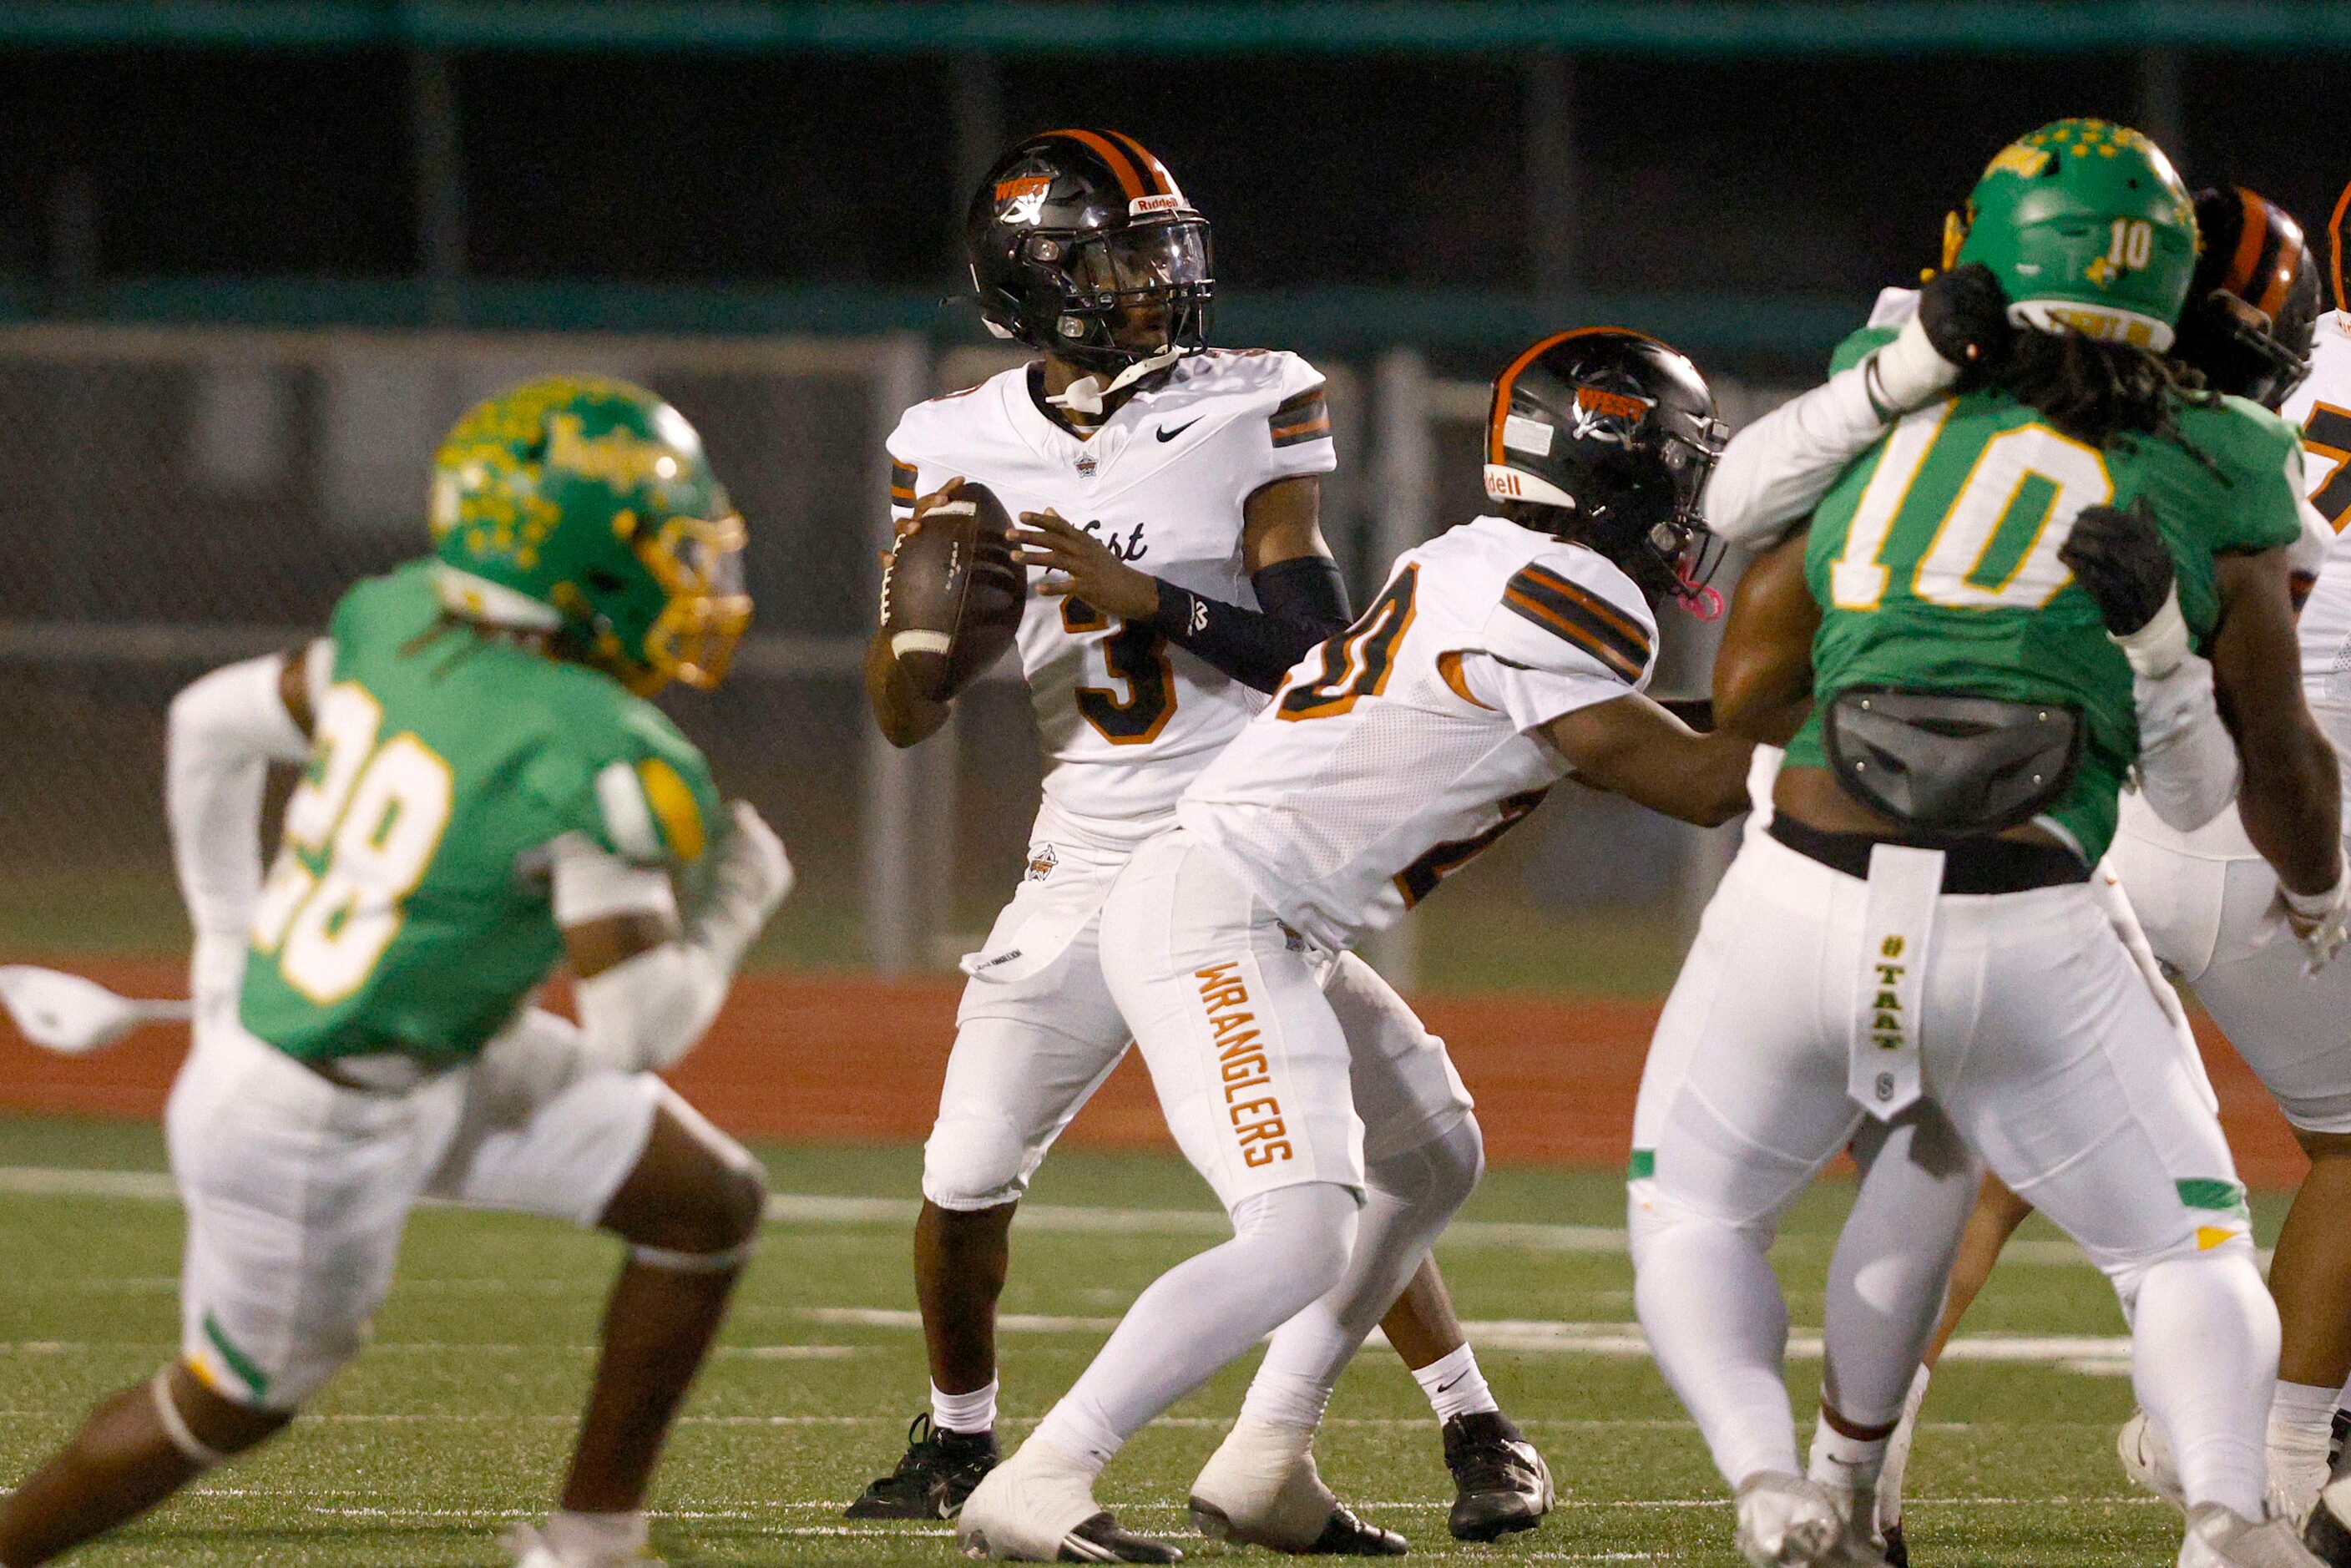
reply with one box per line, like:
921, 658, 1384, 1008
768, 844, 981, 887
543, 1510, 648, 1560
1241, 1119, 1484, 1433
1807, 1409, 1891, 1496
932, 1378, 998, 1436
1875, 1364, 1932, 1533
1413, 1344, 1500, 1423
2131, 1252, 2278, 1519
1032, 1184, 1359, 1473
2270, 1379, 2337, 1515
1631, 1210, 1801, 1487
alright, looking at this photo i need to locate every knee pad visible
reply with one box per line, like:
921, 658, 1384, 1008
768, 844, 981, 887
1628, 1181, 1776, 1268
922, 1111, 1035, 1211
1233, 1182, 1360, 1308
1365, 1112, 1484, 1212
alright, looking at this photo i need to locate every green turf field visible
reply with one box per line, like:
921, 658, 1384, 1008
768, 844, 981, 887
0, 1113, 2242, 1565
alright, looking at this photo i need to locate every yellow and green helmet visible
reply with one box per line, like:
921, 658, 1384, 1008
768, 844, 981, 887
1945, 118, 2199, 350
428, 377, 751, 693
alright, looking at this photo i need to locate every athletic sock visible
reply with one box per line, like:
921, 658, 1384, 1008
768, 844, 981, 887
1807, 1410, 1891, 1500
1631, 1211, 1802, 1487
2270, 1379, 2337, 1517
2131, 1252, 2278, 1519
1413, 1344, 1500, 1423
1874, 1364, 1932, 1534
1032, 1184, 1358, 1474
932, 1378, 999, 1437
543, 1510, 648, 1560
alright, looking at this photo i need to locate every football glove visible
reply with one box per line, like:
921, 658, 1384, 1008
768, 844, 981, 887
2059, 498, 2191, 677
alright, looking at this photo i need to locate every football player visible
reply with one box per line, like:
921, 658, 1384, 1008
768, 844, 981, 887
1630, 122, 2345, 1568
955, 327, 1757, 1561
0, 380, 791, 1568
1695, 180, 2343, 1560
854, 129, 1552, 1548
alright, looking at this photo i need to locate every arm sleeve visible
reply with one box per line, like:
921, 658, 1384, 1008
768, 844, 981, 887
1145, 554, 1352, 694
1256, 366, 1338, 484
167, 650, 316, 1012
1463, 557, 1656, 733
2129, 654, 2241, 832
1703, 365, 1892, 549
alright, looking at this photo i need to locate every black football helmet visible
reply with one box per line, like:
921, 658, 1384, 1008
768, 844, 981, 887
966, 129, 1212, 377
2172, 186, 2320, 410
1483, 328, 1729, 611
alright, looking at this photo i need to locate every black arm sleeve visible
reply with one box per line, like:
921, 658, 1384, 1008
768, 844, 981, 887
1144, 554, 1352, 695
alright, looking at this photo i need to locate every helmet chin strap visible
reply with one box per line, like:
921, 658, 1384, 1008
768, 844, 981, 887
1046, 342, 1190, 416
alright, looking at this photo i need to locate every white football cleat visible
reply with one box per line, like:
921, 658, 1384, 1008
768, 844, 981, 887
1188, 1416, 1404, 1555
500, 1522, 663, 1568
2123, 1409, 2190, 1511
956, 1439, 1180, 1562
1735, 1473, 1846, 1566
1807, 1469, 1892, 1565
2180, 1501, 2327, 1566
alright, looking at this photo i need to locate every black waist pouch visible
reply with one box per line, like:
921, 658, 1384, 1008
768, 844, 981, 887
1819, 686, 2083, 834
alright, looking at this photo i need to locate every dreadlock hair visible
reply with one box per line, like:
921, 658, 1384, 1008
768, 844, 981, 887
1984, 327, 2219, 458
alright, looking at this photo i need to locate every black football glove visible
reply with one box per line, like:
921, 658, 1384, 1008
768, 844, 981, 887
1916, 263, 2011, 380
2059, 497, 2172, 637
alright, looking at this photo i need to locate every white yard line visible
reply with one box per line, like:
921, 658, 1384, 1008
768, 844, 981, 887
0, 1166, 2124, 1265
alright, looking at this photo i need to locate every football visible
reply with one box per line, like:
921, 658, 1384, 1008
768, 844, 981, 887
882, 479, 1026, 703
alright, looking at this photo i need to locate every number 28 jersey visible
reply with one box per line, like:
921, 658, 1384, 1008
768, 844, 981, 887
887, 350, 1336, 834
1181, 516, 1658, 951
239, 560, 720, 1064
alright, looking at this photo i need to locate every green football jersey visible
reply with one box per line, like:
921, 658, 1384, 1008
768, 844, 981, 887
1784, 325, 2305, 860
240, 559, 722, 1064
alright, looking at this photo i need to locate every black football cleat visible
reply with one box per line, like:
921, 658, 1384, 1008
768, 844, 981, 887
847, 1414, 999, 1520
1442, 1411, 1555, 1542
1883, 1518, 1909, 1566
2309, 1478, 2351, 1566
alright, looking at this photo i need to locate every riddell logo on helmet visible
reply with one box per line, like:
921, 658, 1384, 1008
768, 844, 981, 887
995, 176, 1051, 225
1129, 193, 1185, 216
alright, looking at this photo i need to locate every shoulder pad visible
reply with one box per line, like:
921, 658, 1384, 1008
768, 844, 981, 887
886, 366, 1020, 464
1482, 545, 1656, 687
1167, 347, 1322, 409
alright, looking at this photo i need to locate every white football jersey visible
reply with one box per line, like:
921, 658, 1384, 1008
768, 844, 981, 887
887, 350, 1336, 832
1180, 516, 1657, 949
2282, 312, 2351, 711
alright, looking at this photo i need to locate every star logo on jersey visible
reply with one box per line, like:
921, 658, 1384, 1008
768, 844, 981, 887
1074, 453, 1099, 478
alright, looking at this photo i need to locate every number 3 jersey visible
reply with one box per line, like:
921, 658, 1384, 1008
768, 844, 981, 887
240, 559, 721, 1065
887, 349, 1336, 836
1180, 515, 1659, 951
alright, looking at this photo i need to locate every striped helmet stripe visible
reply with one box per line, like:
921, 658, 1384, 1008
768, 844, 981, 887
1101, 129, 1181, 200
1041, 129, 1147, 200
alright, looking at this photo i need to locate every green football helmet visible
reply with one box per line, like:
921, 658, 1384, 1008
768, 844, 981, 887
428, 377, 751, 694
1944, 118, 2199, 351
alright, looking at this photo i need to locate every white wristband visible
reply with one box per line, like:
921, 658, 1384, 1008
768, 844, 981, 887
2112, 587, 2192, 680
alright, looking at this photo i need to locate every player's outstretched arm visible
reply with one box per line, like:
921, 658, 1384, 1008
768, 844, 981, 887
1011, 474, 1351, 694
559, 802, 794, 1075
165, 643, 323, 1016
1542, 695, 1753, 827
1710, 530, 1818, 746
2208, 549, 2348, 961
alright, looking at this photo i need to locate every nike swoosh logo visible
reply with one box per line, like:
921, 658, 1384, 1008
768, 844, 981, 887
1433, 1375, 1464, 1393
1155, 419, 1201, 443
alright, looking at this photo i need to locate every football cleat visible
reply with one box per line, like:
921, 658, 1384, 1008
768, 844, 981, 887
1189, 1416, 1405, 1555
1734, 1474, 1847, 1567
2121, 1409, 2190, 1512
500, 1522, 663, 1568
1441, 1411, 1554, 1541
2305, 1469, 2351, 1565
957, 1439, 1179, 1562
847, 1414, 1000, 1520
1881, 1520, 1909, 1566
2183, 1502, 2327, 1566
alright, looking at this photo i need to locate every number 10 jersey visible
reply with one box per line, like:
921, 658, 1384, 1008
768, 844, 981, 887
887, 350, 1336, 836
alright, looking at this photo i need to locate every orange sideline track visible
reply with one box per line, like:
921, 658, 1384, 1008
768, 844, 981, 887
0, 960, 2309, 1191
